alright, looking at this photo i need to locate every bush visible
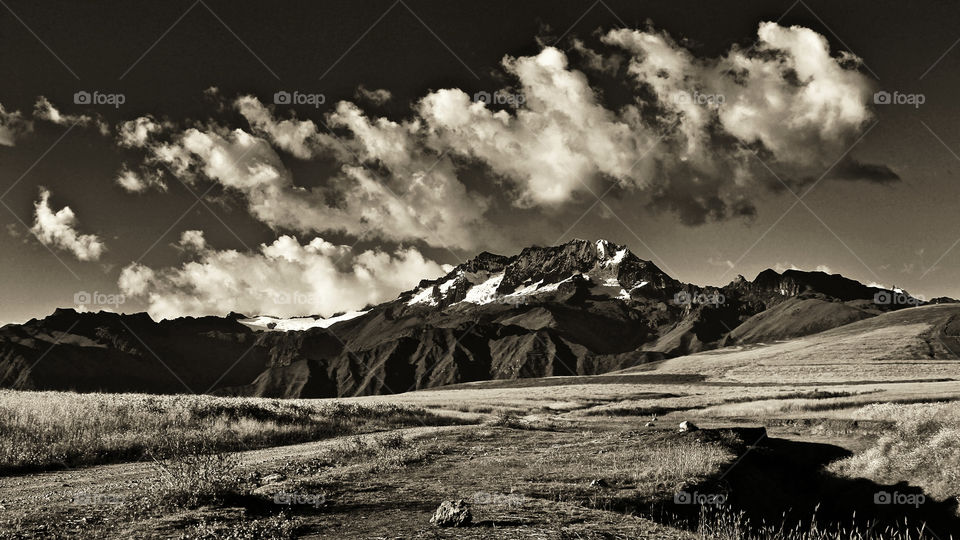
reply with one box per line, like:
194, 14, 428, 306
149, 439, 242, 508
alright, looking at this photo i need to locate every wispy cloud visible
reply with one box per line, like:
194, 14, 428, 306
30, 187, 106, 261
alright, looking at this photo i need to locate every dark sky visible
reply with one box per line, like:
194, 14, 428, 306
1, 0, 960, 322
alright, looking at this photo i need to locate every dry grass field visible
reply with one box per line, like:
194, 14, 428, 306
2, 306, 960, 538
0, 391, 457, 474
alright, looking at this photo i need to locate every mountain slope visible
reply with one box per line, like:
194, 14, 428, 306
721, 296, 877, 346
0, 238, 941, 398
614, 303, 960, 384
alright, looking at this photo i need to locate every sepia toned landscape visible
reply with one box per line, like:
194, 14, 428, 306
2, 243, 960, 538
2, 0, 960, 538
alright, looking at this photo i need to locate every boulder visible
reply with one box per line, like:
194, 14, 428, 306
430, 499, 472, 527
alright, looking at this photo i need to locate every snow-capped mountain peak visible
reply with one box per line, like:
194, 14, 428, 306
401, 238, 677, 308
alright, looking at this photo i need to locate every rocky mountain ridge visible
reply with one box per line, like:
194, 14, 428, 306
0, 239, 942, 398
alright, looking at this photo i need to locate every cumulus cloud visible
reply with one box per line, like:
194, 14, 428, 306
30, 188, 106, 261
127, 97, 493, 249
416, 23, 892, 222
177, 229, 207, 251
116, 165, 167, 193
355, 85, 392, 105
235, 96, 336, 159
0, 103, 33, 146
419, 47, 656, 207
33, 96, 109, 135
118, 116, 164, 148
597, 23, 895, 221
118, 233, 451, 319
571, 38, 622, 74
115, 21, 895, 242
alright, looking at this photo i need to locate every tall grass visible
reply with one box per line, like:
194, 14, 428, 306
829, 402, 960, 503
635, 439, 735, 485
697, 506, 942, 539
0, 390, 456, 474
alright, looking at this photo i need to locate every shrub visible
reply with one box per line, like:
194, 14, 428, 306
149, 439, 243, 508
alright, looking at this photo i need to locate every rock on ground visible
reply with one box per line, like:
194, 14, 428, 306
430, 499, 472, 527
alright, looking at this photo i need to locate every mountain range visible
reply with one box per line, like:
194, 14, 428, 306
0, 239, 949, 398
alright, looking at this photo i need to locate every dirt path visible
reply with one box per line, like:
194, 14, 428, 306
0, 425, 464, 514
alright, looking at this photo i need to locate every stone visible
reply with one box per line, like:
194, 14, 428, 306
430, 499, 472, 527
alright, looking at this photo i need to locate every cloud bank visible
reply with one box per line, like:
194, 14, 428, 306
119, 22, 892, 244
119, 233, 451, 320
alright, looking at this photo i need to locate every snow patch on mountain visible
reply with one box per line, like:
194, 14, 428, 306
406, 286, 439, 306
239, 310, 368, 332
461, 272, 504, 304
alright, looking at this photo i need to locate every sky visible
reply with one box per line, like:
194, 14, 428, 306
1, 0, 959, 323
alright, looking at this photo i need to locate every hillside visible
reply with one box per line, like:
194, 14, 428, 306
616, 303, 960, 383
721, 296, 877, 346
